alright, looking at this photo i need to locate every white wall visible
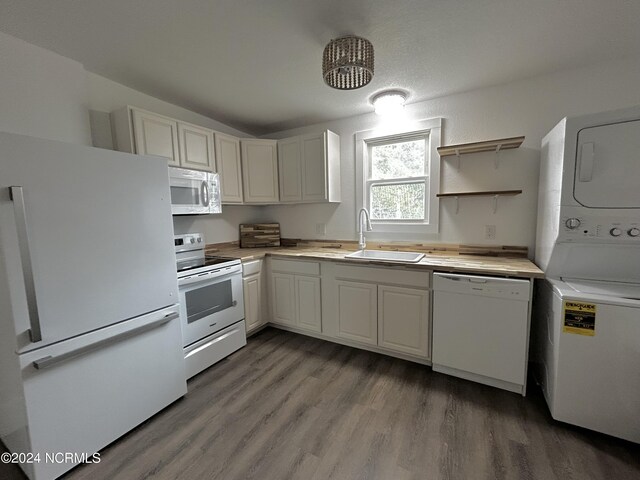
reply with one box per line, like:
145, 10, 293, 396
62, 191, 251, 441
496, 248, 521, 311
0, 31, 90, 145
263, 54, 640, 255
172, 206, 270, 245
86, 73, 250, 139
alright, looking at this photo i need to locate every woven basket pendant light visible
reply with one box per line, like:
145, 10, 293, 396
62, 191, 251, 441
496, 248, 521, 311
322, 35, 374, 90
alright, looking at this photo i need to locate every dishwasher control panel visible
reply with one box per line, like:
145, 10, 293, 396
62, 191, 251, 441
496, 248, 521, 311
432, 273, 531, 299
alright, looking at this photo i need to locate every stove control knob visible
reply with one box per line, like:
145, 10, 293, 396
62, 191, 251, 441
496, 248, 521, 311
565, 218, 581, 229
190, 238, 195, 244
628, 228, 640, 237
197, 237, 202, 242
610, 228, 622, 237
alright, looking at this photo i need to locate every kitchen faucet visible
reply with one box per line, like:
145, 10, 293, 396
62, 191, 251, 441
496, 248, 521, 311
357, 208, 373, 250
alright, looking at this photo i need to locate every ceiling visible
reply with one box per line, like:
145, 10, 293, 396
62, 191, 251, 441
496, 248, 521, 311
1, 0, 640, 135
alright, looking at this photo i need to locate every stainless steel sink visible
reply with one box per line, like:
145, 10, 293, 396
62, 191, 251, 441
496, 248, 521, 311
344, 250, 425, 263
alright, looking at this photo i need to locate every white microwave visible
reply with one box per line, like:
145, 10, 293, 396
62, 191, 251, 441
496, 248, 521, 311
169, 167, 221, 215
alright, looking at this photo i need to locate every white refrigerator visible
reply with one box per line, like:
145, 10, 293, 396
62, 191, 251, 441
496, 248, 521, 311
0, 132, 187, 480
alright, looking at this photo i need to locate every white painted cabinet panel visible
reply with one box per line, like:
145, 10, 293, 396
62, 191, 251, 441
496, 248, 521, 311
278, 137, 303, 202
335, 280, 377, 346
243, 260, 267, 335
378, 285, 430, 358
301, 132, 327, 202
243, 274, 262, 333
132, 109, 179, 165
241, 139, 279, 203
296, 276, 321, 333
215, 132, 244, 204
178, 122, 214, 171
271, 273, 296, 326
276, 130, 340, 203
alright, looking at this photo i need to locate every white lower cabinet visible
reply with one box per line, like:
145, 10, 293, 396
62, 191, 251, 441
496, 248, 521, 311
263, 260, 431, 361
271, 273, 296, 326
378, 285, 430, 358
242, 260, 267, 334
269, 260, 322, 333
335, 280, 378, 346
321, 263, 431, 360
296, 276, 322, 332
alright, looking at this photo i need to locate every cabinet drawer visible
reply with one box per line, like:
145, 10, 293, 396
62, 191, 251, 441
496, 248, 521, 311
242, 259, 263, 277
334, 264, 430, 288
271, 258, 320, 276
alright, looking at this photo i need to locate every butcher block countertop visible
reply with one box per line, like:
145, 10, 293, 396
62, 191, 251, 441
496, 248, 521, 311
207, 240, 544, 279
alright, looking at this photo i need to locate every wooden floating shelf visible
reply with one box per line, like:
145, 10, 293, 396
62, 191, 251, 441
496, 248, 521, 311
437, 136, 525, 157
437, 190, 522, 214
437, 190, 522, 198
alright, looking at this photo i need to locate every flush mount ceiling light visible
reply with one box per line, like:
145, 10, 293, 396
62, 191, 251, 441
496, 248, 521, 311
322, 35, 374, 90
372, 90, 407, 116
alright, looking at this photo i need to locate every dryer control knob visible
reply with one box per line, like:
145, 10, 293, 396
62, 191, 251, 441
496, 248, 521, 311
610, 228, 622, 237
565, 218, 581, 229
628, 228, 640, 237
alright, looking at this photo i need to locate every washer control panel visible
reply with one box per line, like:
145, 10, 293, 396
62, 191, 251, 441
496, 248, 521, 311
561, 212, 640, 242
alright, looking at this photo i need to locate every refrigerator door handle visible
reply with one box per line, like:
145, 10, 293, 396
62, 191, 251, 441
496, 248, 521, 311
32, 311, 179, 370
9, 186, 42, 343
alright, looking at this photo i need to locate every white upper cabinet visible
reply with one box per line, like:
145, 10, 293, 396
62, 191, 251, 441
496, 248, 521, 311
132, 109, 180, 166
111, 106, 215, 171
178, 122, 215, 171
215, 132, 244, 204
241, 139, 279, 204
277, 137, 303, 202
277, 130, 341, 203
111, 107, 340, 205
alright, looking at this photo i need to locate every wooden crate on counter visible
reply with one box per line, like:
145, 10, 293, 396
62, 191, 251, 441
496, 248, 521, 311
240, 223, 281, 248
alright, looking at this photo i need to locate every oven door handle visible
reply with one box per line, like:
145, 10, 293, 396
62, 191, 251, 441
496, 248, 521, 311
178, 267, 241, 287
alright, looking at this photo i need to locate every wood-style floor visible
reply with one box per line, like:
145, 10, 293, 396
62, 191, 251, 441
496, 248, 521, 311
2, 327, 639, 480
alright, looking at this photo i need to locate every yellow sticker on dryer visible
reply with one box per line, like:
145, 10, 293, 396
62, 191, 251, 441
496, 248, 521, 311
563, 301, 596, 336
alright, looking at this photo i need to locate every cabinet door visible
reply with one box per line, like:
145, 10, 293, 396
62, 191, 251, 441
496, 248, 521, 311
378, 286, 430, 358
301, 132, 327, 202
214, 133, 243, 203
132, 109, 179, 165
295, 276, 321, 333
178, 123, 214, 171
335, 280, 377, 345
243, 274, 263, 333
241, 139, 279, 203
271, 273, 295, 326
278, 137, 302, 202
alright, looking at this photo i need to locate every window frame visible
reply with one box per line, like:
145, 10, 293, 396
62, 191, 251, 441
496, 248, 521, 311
355, 118, 441, 235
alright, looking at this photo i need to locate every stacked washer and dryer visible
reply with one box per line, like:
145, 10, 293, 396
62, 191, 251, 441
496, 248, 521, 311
533, 106, 640, 443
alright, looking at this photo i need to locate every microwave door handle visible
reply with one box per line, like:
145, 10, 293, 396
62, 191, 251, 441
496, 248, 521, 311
9, 186, 43, 343
201, 181, 209, 206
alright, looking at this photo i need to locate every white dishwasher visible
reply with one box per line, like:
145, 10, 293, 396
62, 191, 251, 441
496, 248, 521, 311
432, 273, 532, 395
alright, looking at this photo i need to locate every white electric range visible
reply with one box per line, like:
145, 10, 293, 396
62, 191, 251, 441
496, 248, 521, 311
175, 233, 246, 379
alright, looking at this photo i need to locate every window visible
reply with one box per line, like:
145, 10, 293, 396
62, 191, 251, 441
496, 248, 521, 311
356, 118, 441, 235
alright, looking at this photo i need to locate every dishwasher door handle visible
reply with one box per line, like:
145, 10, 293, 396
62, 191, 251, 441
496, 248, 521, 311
468, 278, 488, 284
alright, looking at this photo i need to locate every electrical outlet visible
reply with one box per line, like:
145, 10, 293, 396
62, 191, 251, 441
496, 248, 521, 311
315, 223, 326, 236
485, 225, 496, 240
